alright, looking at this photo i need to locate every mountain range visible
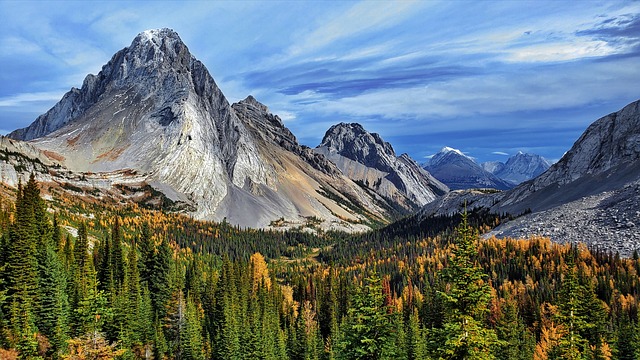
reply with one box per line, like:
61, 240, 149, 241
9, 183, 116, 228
3, 28, 639, 254
423, 147, 514, 190
5, 28, 444, 230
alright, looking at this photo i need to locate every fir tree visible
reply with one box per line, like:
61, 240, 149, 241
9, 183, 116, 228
150, 237, 172, 320
431, 210, 498, 359
36, 241, 70, 357
335, 272, 397, 360
493, 298, 534, 360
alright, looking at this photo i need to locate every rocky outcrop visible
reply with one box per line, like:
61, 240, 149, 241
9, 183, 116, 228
315, 123, 448, 211
423, 147, 513, 190
482, 152, 550, 185
8, 29, 397, 230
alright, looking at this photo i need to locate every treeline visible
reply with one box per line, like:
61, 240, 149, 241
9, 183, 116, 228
1, 176, 640, 359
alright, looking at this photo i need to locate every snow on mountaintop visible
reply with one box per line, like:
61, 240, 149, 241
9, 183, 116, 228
440, 146, 467, 157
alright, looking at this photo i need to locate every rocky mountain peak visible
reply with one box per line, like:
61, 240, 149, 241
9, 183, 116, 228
319, 123, 396, 168
239, 95, 269, 113
428, 146, 473, 168
482, 152, 551, 185
8, 27, 210, 141
440, 146, 466, 156
316, 123, 448, 209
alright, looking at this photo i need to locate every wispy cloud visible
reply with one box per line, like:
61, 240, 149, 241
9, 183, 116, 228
492, 151, 510, 156
0, 91, 66, 107
286, 1, 422, 58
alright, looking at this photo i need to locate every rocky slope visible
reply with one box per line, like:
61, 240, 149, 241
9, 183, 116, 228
8, 28, 394, 230
423, 147, 513, 190
420, 99, 640, 255
315, 123, 448, 212
482, 152, 550, 185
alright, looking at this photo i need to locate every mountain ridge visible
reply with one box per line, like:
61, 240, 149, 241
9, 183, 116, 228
6, 28, 405, 230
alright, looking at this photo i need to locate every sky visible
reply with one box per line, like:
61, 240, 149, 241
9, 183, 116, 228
0, 1, 639, 164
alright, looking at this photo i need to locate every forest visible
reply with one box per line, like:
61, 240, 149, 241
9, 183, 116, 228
1, 175, 639, 359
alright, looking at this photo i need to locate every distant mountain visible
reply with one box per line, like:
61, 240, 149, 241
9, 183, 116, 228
481, 161, 504, 175
315, 123, 448, 212
482, 152, 550, 185
7, 28, 408, 230
423, 147, 513, 190
419, 99, 640, 255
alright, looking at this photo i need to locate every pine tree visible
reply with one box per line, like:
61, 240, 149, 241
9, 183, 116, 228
138, 222, 154, 286
36, 241, 70, 357
150, 237, 172, 320
430, 210, 498, 359
407, 308, 427, 360
556, 256, 591, 358
614, 315, 636, 360
74, 222, 89, 274
181, 296, 205, 360
493, 298, 534, 360
5, 181, 38, 308
335, 272, 397, 360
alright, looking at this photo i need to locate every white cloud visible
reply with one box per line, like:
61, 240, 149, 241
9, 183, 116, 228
492, 151, 510, 156
273, 110, 297, 122
0, 36, 41, 56
0, 91, 65, 107
505, 40, 619, 63
287, 1, 423, 58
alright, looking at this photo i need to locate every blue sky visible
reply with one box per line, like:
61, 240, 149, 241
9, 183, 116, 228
1, 1, 639, 164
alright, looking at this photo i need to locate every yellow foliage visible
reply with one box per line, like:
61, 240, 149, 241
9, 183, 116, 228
250, 252, 272, 291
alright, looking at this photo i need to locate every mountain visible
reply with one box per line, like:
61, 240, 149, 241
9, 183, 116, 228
315, 123, 448, 212
481, 161, 504, 175
423, 147, 513, 190
8, 28, 398, 230
482, 152, 550, 185
419, 99, 640, 255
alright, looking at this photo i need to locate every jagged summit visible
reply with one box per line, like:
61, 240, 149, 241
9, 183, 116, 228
316, 122, 447, 210
9, 27, 205, 141
319, 123, 396, 167
482, 152, 550, 185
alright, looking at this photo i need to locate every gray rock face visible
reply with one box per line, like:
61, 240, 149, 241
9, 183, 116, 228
482, 152, 550, 185
7, 28, 391, 230
424, 147, 513, 190
315, 123, 448, 210
0, 135, 59, 187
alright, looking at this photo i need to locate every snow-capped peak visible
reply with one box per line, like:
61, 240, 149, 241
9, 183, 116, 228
440, 146, 467, 157
137, 28, 178, 42
439, 146, 471, 159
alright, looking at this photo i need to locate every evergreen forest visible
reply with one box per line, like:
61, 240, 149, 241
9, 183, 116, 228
1, 175, 640, 359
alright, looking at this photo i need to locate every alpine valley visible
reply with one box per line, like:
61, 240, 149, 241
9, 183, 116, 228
2, 28, 640, 360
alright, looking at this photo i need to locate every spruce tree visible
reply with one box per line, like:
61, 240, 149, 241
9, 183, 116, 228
181, 296, 205, 360
431, 210, 498, 359
36, 241, 70, 357
493, 298, 534, 360
335, 272, 396, 360
150, 237, 172, 320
